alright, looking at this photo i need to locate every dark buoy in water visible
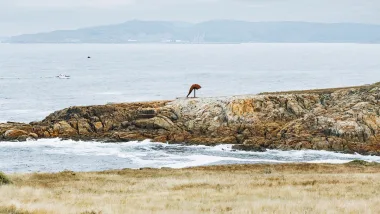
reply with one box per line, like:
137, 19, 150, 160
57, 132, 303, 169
87, 56, 91, 59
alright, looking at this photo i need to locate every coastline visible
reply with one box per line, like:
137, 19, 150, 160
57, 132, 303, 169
1, 82, 380, 155
1, 162, 380, 213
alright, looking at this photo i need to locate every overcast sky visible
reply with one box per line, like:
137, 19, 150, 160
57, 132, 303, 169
1, 0, 380, 36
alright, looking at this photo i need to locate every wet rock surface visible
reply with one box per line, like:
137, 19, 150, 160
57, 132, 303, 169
1, 83, 380, 155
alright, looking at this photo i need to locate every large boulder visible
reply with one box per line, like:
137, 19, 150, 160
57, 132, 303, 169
3, 129, 29, 140
78, 119, 93, 135
53, 121, 77, 136
134, 116, 174, 130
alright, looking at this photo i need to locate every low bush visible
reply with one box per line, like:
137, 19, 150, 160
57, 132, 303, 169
0, 171, 12, 185
346, 160, 378, 166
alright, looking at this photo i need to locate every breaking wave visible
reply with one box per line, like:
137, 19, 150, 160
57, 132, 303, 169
1, 138, 380, 173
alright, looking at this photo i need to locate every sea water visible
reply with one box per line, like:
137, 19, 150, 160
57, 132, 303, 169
1, 43, 379, 122
1, 139, 380, 173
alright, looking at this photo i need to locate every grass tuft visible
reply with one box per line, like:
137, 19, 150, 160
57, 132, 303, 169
80, 211, 102, 214
0, 171, 12, 185
0, 206, 31, 214
346, 160, 377, 166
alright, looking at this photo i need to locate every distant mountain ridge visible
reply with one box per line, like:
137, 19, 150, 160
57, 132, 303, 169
5, 20, 380, 44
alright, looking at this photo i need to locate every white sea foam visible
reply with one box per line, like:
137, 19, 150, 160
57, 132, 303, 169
305, 159, 352, 164
210, 144, 234, 151
1, 139, 380, 173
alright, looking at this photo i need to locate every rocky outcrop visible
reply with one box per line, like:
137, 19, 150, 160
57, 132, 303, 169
1, 83, 380, 155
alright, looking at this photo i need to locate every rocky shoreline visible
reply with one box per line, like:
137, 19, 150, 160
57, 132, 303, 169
1, 83, 380, 155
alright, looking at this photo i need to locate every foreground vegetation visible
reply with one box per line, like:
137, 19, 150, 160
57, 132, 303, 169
1, 162, 380, 214
0, 172, 12, 186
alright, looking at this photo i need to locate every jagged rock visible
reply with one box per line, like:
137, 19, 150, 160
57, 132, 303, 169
1, 83, 380, 155
28, 133, 39, 139
137, 108, 156, 119
121, 121, 130, 128
43, 131, 51, 137
134, 116, 174, 130
17, 135, 29, 141
153, 135, 168, 142
233, 144, 267, 152
159, 109, 178, 121
113, 132, 146, 141
3, 129, 29, 140
90, 116, 100, 122
78, 119, 92, 135
93, 122, 103, 133
100, 118, 113, 132
53, 121, 77, 136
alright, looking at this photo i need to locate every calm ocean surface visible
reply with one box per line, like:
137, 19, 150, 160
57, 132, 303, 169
1, 43, 380, 173
1, 43, 379, 123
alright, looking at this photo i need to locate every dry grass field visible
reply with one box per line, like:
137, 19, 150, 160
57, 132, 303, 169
1, 162, 380, 214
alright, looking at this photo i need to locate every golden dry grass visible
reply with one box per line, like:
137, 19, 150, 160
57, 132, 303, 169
1, 163, 380, 214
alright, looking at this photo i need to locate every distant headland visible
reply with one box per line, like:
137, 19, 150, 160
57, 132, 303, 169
3, 20, 380, 44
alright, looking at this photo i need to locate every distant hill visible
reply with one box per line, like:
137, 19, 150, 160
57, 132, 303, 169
4, 20, 380, 44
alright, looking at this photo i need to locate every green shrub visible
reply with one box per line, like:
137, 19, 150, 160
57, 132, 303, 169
0, 171, 12, 185
346, 160, 376, 166
0, 205, 31, 214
